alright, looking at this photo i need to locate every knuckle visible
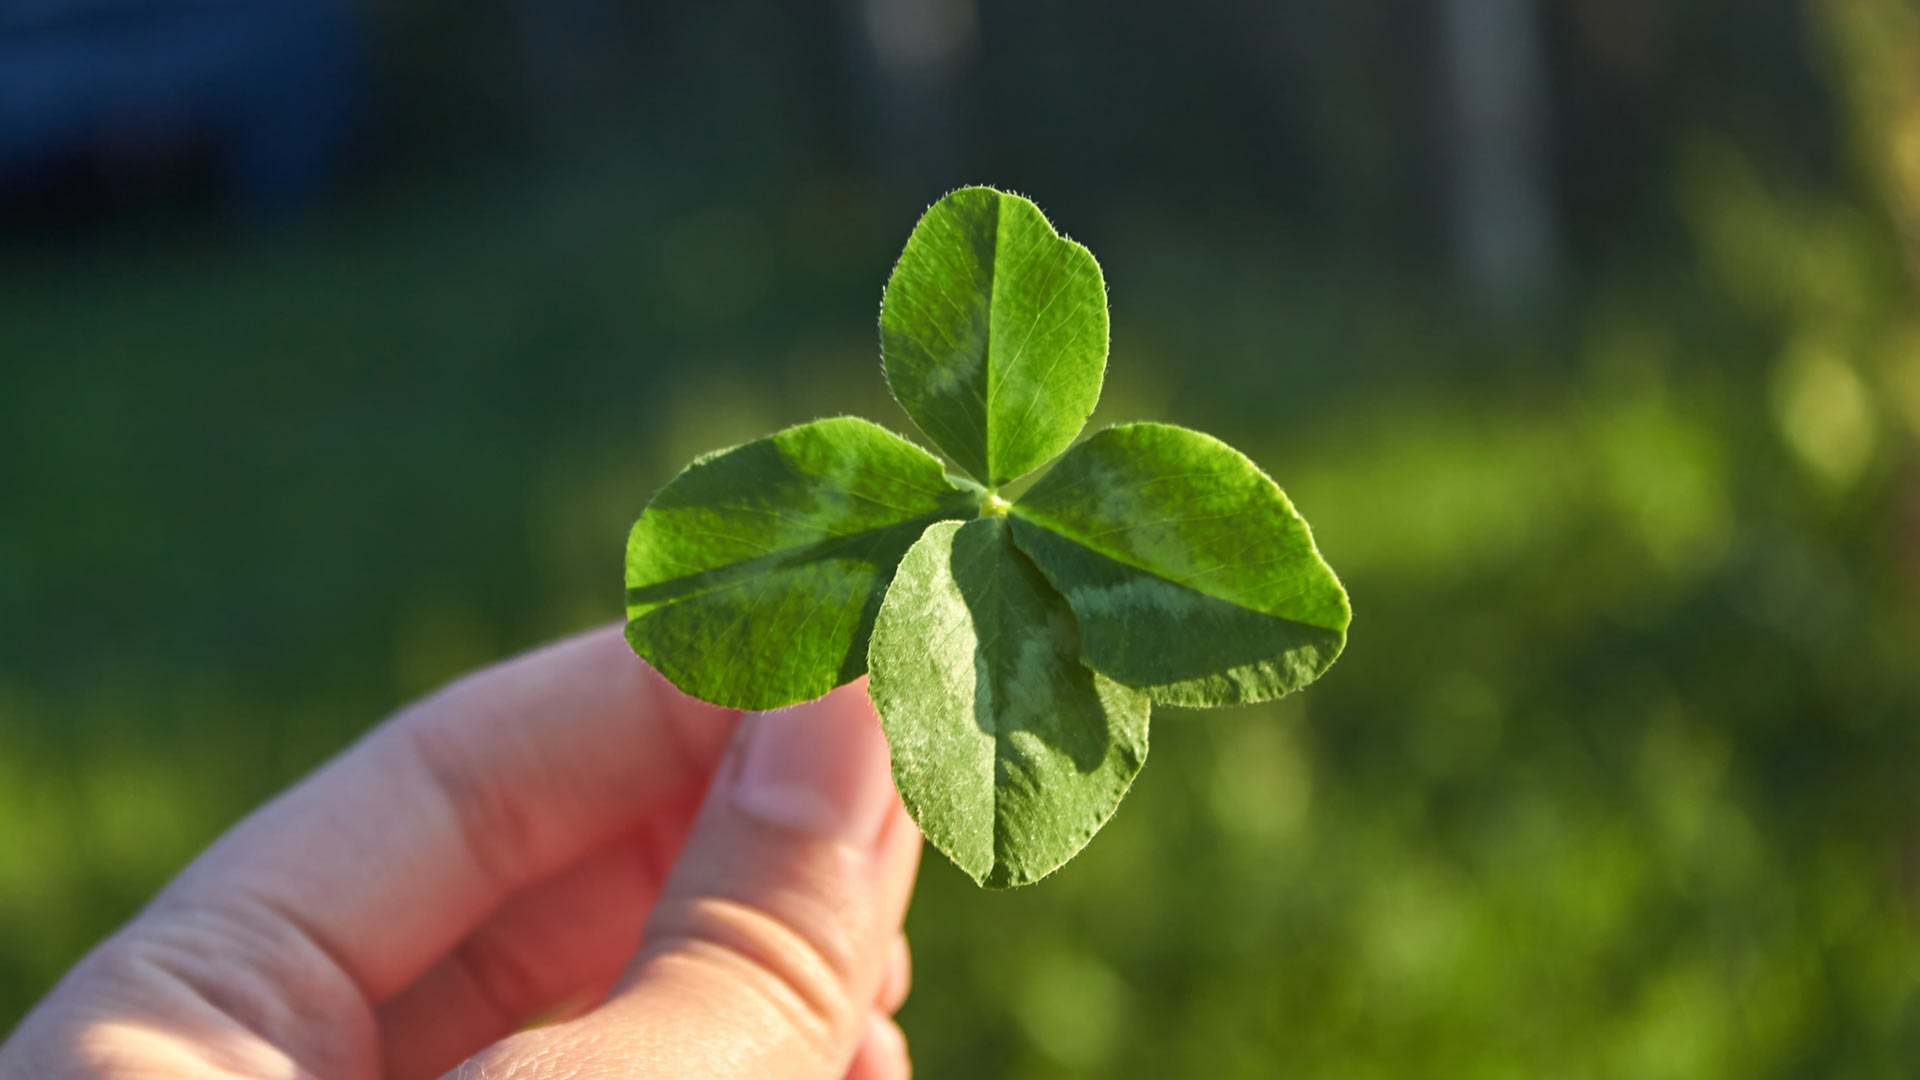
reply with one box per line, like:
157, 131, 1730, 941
403, 715, 544, 889
48, 922, 362, 1080
454, 1022, 649, 1080
646, 894, 864, 1062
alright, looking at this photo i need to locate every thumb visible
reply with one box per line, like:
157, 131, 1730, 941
461, 680, 921, 1079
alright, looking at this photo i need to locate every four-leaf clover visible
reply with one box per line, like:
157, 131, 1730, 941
626, 186, 1349, 887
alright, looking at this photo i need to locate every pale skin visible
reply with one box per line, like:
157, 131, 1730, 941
0, 625, 920, 1079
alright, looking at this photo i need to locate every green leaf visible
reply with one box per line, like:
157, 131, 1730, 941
1010, 422, 1350, 707
880, 186, 1109, 488
625, 417, 977, 710
869, 517, 1150, 888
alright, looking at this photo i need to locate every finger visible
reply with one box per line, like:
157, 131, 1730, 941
149, 624, 740, 1003
375, 816, 681, 1080
459, 681, 923, 1079
876, 934, 911, 1014
843, 1014, 912, 1080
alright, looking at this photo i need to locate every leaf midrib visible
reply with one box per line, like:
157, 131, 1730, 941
981, 193, 1002, 484
627, 505, 968, 613
1007, 505, 1346, 634
951, 521, 1050, 885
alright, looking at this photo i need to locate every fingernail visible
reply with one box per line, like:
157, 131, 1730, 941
730, 690, 894, 848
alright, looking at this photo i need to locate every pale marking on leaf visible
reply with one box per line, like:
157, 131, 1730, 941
630, 516, 946, 615
1016, 466, 1239, 507
1065, 506, 1258, 543
1011, 509, 1344, 633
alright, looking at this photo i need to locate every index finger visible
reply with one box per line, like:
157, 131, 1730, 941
150, 624, 742, 1002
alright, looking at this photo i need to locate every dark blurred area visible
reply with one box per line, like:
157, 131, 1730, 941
4, 1, 1919, 1075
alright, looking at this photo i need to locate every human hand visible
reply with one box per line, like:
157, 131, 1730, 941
1, 626, 920, 1079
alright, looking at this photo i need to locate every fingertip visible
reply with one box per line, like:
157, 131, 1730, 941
873, 794, 923, 911
456, 673, 922, 1080
875, 935, 911, 1014
843, 1013, 911, 1080
729, 688, 897, 851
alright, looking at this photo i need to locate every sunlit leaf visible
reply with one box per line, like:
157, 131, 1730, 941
625, 417, 977, 709
880, 186, 1108, 487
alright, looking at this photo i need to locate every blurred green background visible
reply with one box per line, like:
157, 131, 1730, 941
5, 0, 1920, 1075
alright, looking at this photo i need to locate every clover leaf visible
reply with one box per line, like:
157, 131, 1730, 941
870, 517, 1151, 888
880, 186, 1108, 488
626, 186, 1349, 887
624, 417, 977, 710
1010, 423, 1350, 707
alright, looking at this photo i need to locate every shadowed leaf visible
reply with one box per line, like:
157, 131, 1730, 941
1011, 423, 1349, 706
869, 517, 1150, 887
